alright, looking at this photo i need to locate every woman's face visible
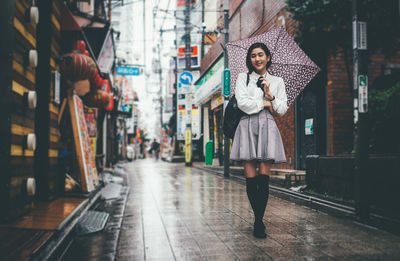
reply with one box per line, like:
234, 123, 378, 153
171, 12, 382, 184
250, 47, 270, 74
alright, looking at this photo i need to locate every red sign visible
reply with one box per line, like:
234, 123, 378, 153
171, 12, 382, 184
178, 46, 198, 58
177, 0, 196, 6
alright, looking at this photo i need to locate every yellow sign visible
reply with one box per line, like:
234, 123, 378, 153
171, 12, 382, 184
185, 129, 192, 163
211, 94, 224, 110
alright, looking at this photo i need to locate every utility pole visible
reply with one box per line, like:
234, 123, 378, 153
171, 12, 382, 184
184, 0, 192, 166
108, 0, 112, 22
352, 0, 369, 220
201, 0, 205, 58
143, 0, 146, 75
223, 0, 230, 177
158, 43, 163, 136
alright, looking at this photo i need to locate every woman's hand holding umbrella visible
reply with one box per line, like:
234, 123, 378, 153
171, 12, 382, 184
257, 77, 275, 101
262, 78, 275, 100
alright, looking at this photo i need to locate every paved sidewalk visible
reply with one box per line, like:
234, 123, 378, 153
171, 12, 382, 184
116, 159, 400, 261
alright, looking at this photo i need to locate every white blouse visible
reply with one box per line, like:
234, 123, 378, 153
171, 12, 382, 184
235, 71, 288, 116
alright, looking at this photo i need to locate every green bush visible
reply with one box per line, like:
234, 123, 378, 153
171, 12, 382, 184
369, 82, 400, 153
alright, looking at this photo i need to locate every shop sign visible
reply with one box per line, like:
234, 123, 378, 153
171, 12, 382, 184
222, 69, 230, 97
194, 58, 223, 105
358, 75, 368, 113
177, 94, 201, 141
116, 66, 140, 76
211, 94, 223, 110
185, 128, 192, 162
68, 93, 99, 192
305, 118, 314, 135
177, 46, 200, 69
122, 103, 132, 114
97, 31, 115, 73
177, 104, 186, 140
52, 70, 60, 104
352, 21, 367, 50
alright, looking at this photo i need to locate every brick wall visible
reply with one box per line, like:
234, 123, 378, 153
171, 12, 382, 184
274, 105, 295, 169
326, 49, 353, 155
201, 0, 287, 74
327, 48, 400, 155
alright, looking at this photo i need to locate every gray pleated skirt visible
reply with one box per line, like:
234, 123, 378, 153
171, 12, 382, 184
230, 109, 286, 163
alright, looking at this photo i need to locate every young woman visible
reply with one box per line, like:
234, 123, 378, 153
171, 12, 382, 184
230, 42, 288, 238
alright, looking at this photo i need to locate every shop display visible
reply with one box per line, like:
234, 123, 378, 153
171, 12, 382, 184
68, 91, 99, 192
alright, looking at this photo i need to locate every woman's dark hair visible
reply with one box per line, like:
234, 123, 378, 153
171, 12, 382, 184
246, 42, 272, 73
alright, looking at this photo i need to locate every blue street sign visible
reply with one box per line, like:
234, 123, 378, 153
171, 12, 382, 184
179, 71, 193, 85
116, 66, 140, 76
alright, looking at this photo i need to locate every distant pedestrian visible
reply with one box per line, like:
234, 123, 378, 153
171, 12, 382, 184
139, 139, 145, 159
230, 43, 288, 238
149, 139, 160, 160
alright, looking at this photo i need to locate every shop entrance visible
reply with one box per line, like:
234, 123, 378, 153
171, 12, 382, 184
296, 73, 327, 169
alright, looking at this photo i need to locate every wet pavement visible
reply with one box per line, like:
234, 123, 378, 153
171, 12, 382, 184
115, 159, 400, 261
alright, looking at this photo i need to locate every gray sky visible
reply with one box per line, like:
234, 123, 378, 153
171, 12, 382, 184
118, 0, 177, 138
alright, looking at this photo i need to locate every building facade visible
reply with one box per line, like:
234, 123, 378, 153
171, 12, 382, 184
196, 0, 400, 170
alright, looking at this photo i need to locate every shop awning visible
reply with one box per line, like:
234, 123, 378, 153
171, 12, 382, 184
193, 66, 223, 105
61, 3, 81, 31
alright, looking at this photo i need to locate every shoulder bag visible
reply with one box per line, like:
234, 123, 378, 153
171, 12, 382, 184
223, 73, 250, 139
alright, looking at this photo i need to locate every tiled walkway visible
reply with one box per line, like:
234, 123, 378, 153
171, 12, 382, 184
116, 159, 400, 261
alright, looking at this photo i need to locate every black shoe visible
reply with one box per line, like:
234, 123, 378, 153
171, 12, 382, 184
253, 221, 266, 238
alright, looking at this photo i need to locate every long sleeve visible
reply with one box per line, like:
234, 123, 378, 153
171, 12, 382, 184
271, 78, 288, 116
235, 73, 264, 115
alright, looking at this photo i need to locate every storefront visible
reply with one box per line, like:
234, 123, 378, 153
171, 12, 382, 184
194, 56, 224, 164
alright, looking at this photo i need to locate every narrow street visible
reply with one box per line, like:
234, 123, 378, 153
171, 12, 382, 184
108, 159, 400, 261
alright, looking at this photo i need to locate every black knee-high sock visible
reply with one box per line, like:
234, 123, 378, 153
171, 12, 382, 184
246, 177, 258, 219
256, 175, 270, 223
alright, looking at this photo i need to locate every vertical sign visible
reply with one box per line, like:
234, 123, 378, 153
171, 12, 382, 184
222, 69, 230, 97
185, 128, 192, 162
352, 21, 367, 50
305, 118, 314, 135
358, 75, 368, 113
177, 71, 193, 141
191, 105, 201, 140
358, 22, 367, 50
52, 71, 60, 104
352, 21, 357, 49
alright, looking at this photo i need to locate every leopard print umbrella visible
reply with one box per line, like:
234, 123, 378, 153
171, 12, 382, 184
226, 27, 320, 107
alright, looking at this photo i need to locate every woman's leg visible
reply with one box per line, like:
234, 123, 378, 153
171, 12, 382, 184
244, 160, 266, 238
244, 160, 257, 178
256, 161, 273, 231
244, 160, 257, 219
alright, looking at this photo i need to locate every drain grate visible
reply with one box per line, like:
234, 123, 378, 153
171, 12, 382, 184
75, 210, 109, 236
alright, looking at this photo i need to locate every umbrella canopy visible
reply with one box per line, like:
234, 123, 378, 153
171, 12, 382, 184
226, 27, 320, 106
